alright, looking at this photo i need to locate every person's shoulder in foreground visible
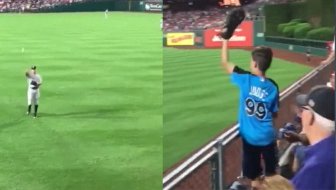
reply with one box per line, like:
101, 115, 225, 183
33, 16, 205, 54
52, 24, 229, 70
291, 86, 335, 190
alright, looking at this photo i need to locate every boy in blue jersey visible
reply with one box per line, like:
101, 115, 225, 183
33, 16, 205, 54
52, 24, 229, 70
220, 40, 279, 189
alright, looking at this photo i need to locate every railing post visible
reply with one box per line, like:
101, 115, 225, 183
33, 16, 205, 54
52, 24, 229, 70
210, 154, 218, 190
217, 139, 224, 190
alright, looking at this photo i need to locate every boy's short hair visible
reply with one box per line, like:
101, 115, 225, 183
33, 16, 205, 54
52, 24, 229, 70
252, 46, 273, 72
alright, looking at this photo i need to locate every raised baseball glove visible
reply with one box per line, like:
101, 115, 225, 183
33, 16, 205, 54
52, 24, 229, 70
220, 8, 246, 40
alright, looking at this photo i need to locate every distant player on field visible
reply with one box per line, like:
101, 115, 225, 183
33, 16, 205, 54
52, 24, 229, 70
160, 18, 163, 30
305, 46, 311, 63
25, 66, 42, 118
105, 9, 108, 19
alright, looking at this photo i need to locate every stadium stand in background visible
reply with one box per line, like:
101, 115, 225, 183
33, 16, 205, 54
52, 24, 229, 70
163, 0, 308, 32
164, 7, 225, 32
0, 0, 162, 12
0, 0, 84, 12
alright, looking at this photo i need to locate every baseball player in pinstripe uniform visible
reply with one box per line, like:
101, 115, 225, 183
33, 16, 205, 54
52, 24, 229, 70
25, 66, 42, 118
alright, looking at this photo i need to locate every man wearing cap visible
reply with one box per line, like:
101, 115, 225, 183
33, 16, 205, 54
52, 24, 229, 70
291, 86, 335, 190
25, 66, 42, 118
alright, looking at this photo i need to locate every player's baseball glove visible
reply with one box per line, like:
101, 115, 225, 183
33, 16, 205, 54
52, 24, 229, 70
31, 81, 37, 86
220, 8, 246, 40
30, 81, 39, 89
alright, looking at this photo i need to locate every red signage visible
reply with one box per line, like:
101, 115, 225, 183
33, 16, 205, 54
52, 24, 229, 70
218, 0, 241, 6
204, 21, 253, 48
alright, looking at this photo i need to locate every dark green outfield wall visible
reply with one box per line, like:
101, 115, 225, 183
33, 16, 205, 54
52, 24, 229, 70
36, 0, 145, 12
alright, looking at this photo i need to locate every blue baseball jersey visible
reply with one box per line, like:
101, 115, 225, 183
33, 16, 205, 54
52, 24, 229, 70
231, 66, 279, 146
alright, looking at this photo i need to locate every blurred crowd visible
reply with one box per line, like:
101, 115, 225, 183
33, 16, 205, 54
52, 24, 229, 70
163, 6, 261, 32
257, 0, 304, 3
163, 0, 306, 32
163, 4, 264, 32
163, 7, 226, 32
0, 0, 83, 12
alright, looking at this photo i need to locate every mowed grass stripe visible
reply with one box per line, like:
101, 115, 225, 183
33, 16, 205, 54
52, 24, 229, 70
163, 48, 311, 169
0, 12, 161, 190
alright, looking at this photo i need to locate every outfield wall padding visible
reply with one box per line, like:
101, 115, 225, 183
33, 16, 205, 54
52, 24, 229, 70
263, 39, 328, 57
36, 0, 145, 12
164, 21, 329, 56
253, 20, 265, 46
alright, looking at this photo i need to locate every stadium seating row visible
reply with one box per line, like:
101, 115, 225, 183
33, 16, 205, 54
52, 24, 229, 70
0, 0, 83, 12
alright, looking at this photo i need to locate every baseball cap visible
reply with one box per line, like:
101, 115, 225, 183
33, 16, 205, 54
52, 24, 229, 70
31, 66, 36, 70
296, 85, 335, 121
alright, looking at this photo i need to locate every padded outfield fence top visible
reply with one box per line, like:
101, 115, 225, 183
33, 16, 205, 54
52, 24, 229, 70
265, 36, 330, 49
5, 0, 163, 13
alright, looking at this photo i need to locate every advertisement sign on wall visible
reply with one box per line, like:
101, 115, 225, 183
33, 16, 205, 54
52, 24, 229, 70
167, 33, 195, 46
204, 21, 253, 48
144, 2, 162, 12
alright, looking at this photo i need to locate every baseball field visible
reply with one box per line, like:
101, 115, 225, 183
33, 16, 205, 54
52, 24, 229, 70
0, 12, 161, 190
163, 48, 312, 169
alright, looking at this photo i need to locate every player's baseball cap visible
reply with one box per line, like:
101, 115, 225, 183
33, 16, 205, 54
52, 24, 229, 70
31, 66, 36, 70
296, 85, 335, 121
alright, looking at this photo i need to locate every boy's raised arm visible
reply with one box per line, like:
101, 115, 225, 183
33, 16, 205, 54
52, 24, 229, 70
221, 40, 235, 74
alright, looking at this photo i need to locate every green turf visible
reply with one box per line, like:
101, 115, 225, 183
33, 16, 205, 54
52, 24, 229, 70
0, 12, 162, 190
163, 48, 312, 169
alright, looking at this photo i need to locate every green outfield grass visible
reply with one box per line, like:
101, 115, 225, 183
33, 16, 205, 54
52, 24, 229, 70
0, 12, 161, 190
163, 48, 312, 169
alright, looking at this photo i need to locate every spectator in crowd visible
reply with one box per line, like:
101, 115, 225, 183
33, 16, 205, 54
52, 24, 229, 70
259, 175, 294, 190
321, 36, 334, 65
291, 85, 335, 190
278, 104, 309, 179
280, 77, 335, 176
278, 125, 302, 178
229, 174, 294, 190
